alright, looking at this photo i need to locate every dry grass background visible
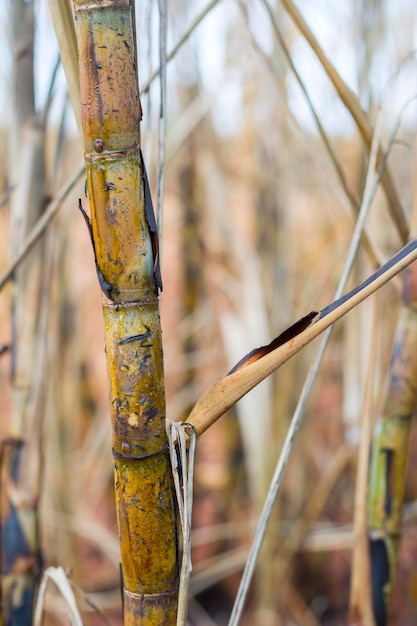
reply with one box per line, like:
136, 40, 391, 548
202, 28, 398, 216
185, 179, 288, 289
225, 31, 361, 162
2, 0, 417, 624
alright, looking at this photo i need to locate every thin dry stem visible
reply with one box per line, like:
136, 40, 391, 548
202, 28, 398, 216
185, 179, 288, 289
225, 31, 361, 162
141, 0, 222, 95
349, 297, 378, 625
157, 0, 168, 237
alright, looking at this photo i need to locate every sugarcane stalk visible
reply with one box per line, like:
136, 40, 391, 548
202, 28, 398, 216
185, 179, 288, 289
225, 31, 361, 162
71, 1, 179, 623
366, 262, 417, 626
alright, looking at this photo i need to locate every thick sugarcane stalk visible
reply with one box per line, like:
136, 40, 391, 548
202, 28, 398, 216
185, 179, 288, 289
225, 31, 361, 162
367, 262, 417, 625
72, 1, 179, 623
3, 1, 46, 623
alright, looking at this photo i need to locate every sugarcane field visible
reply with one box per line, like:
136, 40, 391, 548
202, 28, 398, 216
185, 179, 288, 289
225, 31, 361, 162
2, 1, 417, 625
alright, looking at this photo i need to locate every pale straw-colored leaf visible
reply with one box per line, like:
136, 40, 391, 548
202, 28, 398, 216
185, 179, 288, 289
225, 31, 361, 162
166, 421, 196, 626
33, 566, 84, 626
47, 0, 82, 138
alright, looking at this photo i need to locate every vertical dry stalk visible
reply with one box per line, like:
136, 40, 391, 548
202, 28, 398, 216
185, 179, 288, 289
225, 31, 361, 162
71, 1, 179, 623
46, 0, 82, 137
3, 1, 47, 623
349, 297, 378, 626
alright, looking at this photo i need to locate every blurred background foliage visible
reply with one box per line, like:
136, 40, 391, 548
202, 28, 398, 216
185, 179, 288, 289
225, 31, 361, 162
1, 0, 417, 624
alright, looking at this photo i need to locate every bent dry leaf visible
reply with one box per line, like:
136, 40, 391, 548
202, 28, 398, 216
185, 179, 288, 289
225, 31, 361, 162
187, 240, 417, 438
228, 310, 319, 375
